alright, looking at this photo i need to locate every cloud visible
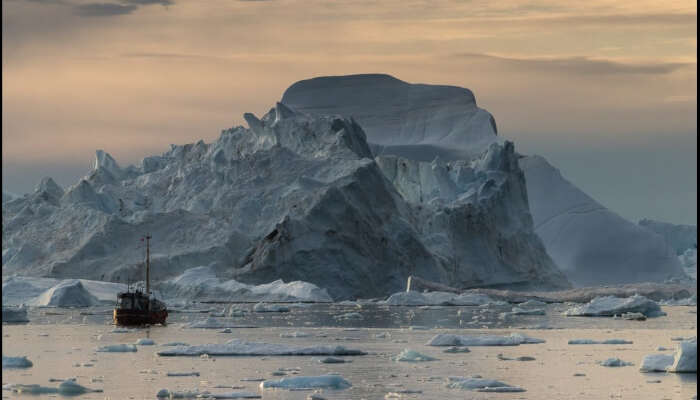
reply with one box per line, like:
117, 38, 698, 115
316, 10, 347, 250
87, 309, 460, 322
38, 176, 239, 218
121, 0, 172, 5
452, 53, 692, 76
74, 2, 137, 16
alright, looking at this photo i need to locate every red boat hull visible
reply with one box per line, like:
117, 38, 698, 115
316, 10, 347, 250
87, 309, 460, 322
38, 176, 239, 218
113, 309, 168, 326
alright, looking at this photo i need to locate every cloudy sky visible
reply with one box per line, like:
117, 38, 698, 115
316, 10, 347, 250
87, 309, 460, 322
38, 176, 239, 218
2, 0, 696, 224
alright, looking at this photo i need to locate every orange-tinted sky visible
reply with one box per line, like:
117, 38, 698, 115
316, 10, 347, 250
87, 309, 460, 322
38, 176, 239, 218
2, 0, 697, 224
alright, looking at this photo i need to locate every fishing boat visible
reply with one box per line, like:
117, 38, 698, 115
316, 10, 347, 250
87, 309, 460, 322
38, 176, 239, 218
113, 235, 168, 326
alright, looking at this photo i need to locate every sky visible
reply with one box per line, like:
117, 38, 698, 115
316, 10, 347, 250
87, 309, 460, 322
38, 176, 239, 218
2, 0, 697, 224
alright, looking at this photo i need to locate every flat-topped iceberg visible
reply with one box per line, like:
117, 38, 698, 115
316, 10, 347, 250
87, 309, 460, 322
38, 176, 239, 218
383, 291, 494, 306
260, 375, 351, 390
426, 333, 544, 347
157, 339, 366, 357
96, 344, 137, 352
564, 295, 665, 317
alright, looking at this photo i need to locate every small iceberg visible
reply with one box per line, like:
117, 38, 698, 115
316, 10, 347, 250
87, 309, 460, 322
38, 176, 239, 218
280, 331, 311, 338
639, 354, 675, 372
393, 349, 437, 362
443, 346, 470, 353
446, 376, 524, 392
166, 371, 200, 377
2, 355, 33, 368
260, 375, 351, 390
2, 306, 29, 323
135, 338, 155, 346
157, 338, 366, 357
564, 295, 665, 317
318, 357, 348, 364
667, 339, 697, 372
427, 333, 544, 347
599, 358, 633, 367
568, 339, 633, 345
3, 380, 102, 395
96, 344, 137, 352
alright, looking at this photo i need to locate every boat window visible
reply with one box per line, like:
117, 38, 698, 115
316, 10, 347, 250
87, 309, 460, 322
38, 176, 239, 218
118, 296, 133, 309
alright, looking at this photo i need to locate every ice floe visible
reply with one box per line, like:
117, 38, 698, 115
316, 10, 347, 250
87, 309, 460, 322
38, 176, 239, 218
157, 339, 366, 357
427, 333, 544, 346
564, 295, 666, 317
446, 376, 524, 392
443, 346, 470, 353
260, 375, 351, 390
96, 344, 137, 352
184, 317, 258, 329
2, 355, 33, 368
318, 357, 348, 364
393, 349, 438, 362
166, 371, 200, 377
568, 339, 633, 345
3, 380, 102, 395
599, 358, 633, 367
135, 338, 155, 346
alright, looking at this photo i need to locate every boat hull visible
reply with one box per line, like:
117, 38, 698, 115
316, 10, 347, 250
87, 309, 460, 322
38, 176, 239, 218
113, 309, 168, 326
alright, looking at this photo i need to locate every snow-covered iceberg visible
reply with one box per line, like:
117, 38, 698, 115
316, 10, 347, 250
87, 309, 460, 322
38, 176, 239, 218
564, 295, 665, 317
2, 276, 126, 307
282, 73, 686, 288
519, 156, 687, 286
393, 349, 437, 362
157, 339, 366, 357
2, 90, 569, 299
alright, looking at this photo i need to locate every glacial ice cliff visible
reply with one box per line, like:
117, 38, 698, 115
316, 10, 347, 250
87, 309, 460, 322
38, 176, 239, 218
2, 101, 569, 299
282, 73, 687, 287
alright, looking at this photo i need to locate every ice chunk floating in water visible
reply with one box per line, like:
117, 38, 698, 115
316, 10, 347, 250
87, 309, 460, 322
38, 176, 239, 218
393, 349, 438, 362
427, 333, 544, 346
568, 339, 633, 345
446, 376, 525, 392
599, 358, 633, 367
564, 295, 665, 317
2, 355, 33, 368
96, 344, 137, 352
157, 339, 366, 357
260, 375, 351, 390
639, 354, 675, 372
667, 339, 697, 373
2, 306, 29, 323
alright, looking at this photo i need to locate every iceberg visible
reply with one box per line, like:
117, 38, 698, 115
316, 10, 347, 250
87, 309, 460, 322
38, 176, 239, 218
1, 306, 29, 323
2, 355, 33, 368
260, 375, 351, 390
564, 295, 665, 317
667, 340, 697, 373
599, 358, 633, 367
383, 291, 494, 306
157, 339, 366, 357
96, 344, 137, 352
393, 349, 438, 362
427, 333, 544, 347
446, 376, 523, 392
639, 354, 675, 372
568, 339, 633, 345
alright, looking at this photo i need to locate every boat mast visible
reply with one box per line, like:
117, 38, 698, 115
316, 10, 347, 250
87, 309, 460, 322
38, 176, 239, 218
145, 234, 151, 298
